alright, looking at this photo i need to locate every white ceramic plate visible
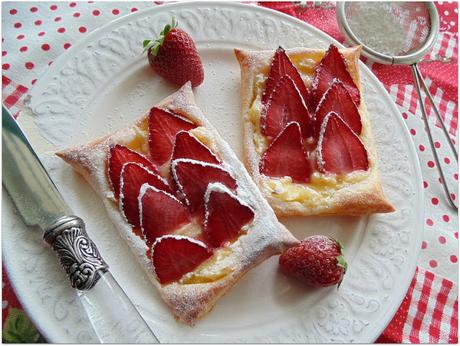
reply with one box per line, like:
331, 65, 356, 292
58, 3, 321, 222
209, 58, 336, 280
3, 2, 423, 343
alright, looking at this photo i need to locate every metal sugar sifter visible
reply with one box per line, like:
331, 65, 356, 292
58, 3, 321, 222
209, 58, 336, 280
337, 2, 458, 209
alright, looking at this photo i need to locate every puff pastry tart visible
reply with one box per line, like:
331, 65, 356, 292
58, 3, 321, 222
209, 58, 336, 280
235, 45, 395, 216
57, 83, 298, 325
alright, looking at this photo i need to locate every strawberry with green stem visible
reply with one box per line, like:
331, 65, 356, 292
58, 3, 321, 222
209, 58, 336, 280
143, 18, 204, 87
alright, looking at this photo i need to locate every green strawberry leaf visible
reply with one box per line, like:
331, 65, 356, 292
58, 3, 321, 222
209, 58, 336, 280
142, 17, 179, 57
2, 308, 44, 343
336, 254, 348, 273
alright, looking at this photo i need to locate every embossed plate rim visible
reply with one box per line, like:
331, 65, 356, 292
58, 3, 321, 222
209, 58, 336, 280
4, 1, 423, 343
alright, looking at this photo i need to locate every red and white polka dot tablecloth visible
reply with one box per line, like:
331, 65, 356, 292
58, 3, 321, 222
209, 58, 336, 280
1, 1, 458, 343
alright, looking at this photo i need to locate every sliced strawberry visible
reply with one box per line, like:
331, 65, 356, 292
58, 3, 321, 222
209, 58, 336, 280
171, 131, 219, 164
261, 75, 312, 139
203, 183, 254, 248
313, 45, 360, 107
171, 159, 237, 215
315, 80, 362, 138
139, 184, 191, 247
148, 107, 197, 166
260, 122, 311, 183
108, 144, 160, 200
152, 235, 212, 285
262, 47, 309, 107
317, 112, 369, 174
120, 162, 171, 227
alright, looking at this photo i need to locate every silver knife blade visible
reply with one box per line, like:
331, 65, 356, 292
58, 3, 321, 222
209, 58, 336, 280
2, 106, 72, 230
2, 106, 158, 343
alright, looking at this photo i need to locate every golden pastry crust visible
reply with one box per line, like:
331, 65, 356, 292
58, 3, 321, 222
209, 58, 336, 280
57, 83, 299, 325
234, 47, 395, 216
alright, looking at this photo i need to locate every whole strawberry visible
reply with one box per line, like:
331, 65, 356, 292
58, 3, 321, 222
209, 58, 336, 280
279, 235, 347, 287
143, 18, 204, 87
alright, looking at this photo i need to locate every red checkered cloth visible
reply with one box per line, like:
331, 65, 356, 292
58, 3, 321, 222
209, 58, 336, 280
377, 267, 458, 343
2, 75, 28, 118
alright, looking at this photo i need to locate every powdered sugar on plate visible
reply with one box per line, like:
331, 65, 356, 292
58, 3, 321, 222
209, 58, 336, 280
345, 2, 431, 56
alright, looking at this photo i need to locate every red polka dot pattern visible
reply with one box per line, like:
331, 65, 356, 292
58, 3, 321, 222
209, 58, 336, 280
10, 9, 17, 15
431, 197, 439, 205
79, 26, 87, 33
438, 236, 446, 244
112, 9, 120, 15
41, 44, 50, 51
450, 255, 457, 263
442, 215, 450, 222
25, 62, 34, 70
426, 218, 434, 226
429, 260, 438, 268
92, 9, 100, 16
427, 160, 435, 168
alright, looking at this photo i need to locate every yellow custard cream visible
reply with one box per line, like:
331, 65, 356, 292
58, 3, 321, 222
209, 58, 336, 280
261, 171, 369, 206
126, 119, 150, 154
180, 247, 234, 284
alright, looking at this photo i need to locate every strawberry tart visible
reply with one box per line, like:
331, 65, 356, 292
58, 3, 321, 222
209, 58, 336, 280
235, 45, 395, 216
57, 83, 298, 325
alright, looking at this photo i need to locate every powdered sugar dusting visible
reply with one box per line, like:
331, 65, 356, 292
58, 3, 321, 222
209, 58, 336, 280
151, 235, 210, 281
345, 2, 431, 56
203, 182, 254, 230
315, 78, 344, 114
316, 112, 338, 172
118, 162, 169, 226
171, 158, 238, 207
138, 183, 185, 238
173, 130, 220, 163
261, 75, 309, 132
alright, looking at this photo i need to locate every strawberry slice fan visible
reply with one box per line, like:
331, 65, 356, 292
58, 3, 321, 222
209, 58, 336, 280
337, 2, 458, 210
260, 43, 367, 182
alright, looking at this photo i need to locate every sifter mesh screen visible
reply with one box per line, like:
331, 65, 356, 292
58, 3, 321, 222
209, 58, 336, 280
344, 2, 431, 57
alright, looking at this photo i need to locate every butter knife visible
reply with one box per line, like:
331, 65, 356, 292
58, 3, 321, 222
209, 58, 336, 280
2, 107, 159, 344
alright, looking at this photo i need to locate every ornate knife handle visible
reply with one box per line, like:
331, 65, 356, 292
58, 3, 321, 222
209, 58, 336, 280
43, 215, 109, 291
